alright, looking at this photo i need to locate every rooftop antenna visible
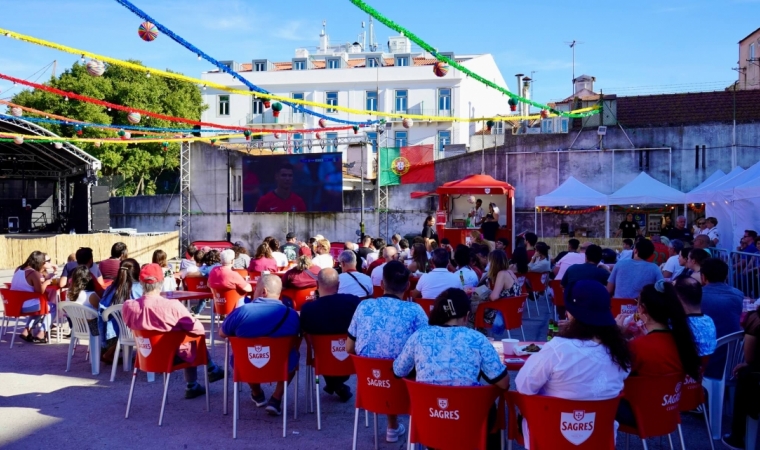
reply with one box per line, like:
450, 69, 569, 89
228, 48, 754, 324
361, 21, 366, 51
564, 40, 584, 91
368, 16, 378, 52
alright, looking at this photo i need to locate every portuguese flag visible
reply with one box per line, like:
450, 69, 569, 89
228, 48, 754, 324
378, 144, 435, 186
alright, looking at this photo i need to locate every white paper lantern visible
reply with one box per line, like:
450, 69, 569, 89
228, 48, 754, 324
54, 142, 63, 149
10, 106, 22, 117
467, 195, 476, 204
127, 112, 141, 124
86, 60, 106, 77
402, 118, 413, 129
13, 136, 23, 145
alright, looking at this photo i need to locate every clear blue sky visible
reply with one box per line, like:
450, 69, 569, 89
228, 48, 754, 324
0, 0, 756, 108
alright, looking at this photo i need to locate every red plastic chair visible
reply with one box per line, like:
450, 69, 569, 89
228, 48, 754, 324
280, 287, 316, 312
209, 288, 244, 361
413, 298, 436, 317
679, 357, 714, 449
404, 379, 501, 450
619, 374, 686, 449
228, 336, 295, 438
549, 279, 565, 321
610, 298, 637, 317
232, 268, 248, 279
350, 356, 410, 450
507, 391, 622, 449
474, 294, 529, 340
0, 288, 48, 348
93, 278, 113, 297
306, 333, 356, 430
183, 276, 211, 293
125, 330, 210, 426
371, 285, 384, 298
404, 276, 421, 300
247, 270, 263, 282
522, 271, 550, 315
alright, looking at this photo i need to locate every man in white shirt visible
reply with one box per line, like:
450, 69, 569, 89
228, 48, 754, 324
364, 238, 383, 268
662, 239, 685, 279
469, 199, 485, 226
453, 245, 479, 288
553, 240, 589, 281
411, 248, 461, 299
391, 234, 402, 252
371, 247, 398, 286
705, 217, 720, 247
337, 250, 373, 298
269, 239, 289, 268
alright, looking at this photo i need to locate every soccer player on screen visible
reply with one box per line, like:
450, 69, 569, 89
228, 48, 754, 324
254, 163, 307, 212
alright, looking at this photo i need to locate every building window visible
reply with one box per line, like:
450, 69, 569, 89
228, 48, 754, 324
367, 57, 379, 68
293, 60, 306, 70
366, 131, 378, 153
492, 121, 504, 135
292, 93, 304, 101
252, 99, 263, 115
395, 56, 409, 67
751, 43, 756, 61
326, 92, 338, 113
438, 130, 451, 152
366, 91, 378, 111
438, 88, 451, 113
394, 90, 408, 113
326, 132, 338, 152
254, 62, 266, 72
327, 58, 340, 69
293, 133, 303, 154
395, 131, 408, 148
218, 95, 230, 116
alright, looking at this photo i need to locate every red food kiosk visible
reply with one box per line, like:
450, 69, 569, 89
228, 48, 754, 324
433, 174, 514, 252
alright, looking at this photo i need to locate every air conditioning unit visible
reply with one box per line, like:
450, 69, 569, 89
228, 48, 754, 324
597, 126, 607, 136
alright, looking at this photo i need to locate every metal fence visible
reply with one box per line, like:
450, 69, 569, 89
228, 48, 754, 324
713, 248, 760, 298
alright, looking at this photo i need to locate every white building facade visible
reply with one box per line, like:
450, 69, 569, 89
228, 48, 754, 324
200, 26, 510, 157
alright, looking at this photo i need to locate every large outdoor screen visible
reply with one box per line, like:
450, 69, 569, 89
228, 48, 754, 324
242, 153, 343, 213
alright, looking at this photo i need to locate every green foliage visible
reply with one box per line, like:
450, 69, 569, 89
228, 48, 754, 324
11, 61, 206, 196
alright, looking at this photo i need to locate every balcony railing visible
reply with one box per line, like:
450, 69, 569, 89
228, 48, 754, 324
390, 107, 453, 121
246, 111, 306, 125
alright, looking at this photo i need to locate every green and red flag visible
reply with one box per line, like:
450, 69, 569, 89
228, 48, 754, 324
378, 144, 435, 186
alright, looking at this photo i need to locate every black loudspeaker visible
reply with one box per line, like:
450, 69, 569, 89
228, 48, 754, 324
68, 183, 89, 233
560, 222, 570, 235
91, 186, 110, 231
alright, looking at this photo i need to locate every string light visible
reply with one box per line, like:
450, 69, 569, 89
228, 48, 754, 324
146, 72, 150, 78
80, 54, 85, 62
197, 54, 201, 61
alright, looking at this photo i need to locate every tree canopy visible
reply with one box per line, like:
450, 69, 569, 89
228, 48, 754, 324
11, 61, 206, 195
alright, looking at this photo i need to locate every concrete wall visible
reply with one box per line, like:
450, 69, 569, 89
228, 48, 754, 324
112, 120, 760, 247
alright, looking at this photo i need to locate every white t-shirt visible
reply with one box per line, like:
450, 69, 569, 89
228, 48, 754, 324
618, 249, 633, 261
555, 252, 586, 281
515, 337, 629, 449
707, 227, 720, 244
271, 251, 288, 268
370, 263, 387, 286
662, 254, 684, 278
338, 271, 373, 297
455, 266, 479, 288
365, 251, 380, 267
415, 268, 462, 299
311, 254, 334, 270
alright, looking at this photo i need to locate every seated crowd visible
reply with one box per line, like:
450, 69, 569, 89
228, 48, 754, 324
6, 225, 759, 449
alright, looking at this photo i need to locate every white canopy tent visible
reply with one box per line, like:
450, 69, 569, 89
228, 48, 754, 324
534, 176, 609, 237
608, 172, 687, 206
732, 176, 760, 245
705, 160, 760, 249
685, 166, 744, 204
684, 169, 726, 203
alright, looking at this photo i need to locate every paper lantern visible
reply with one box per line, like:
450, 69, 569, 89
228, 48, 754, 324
86, 60, 105, 77
433, 61, 449, 77
243, 130, 252, 141
352, 125, 359, 135
123, 131, 131, 140
10, 106, 22, 117
467, 195, 476, 204
318, 118, 327, 128
210, 139, 217, 146
127, 112, 141, 124
94, 141, 101, 148
271, 102, 283, 118
315, 132, 322, 140
402, 118, 413, 129
273, 132, 281, 139
138, 22, 158, 42
54, 142, 63, 149
162, 142, 169, 151
540, 109, 549, 119
263, 99, 271, 109
13, 136, 23, 145
508, 98, 518, 112
75, 125, 83, 136
486, 120, 494, 131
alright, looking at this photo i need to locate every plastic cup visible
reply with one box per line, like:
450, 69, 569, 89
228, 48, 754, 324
501, 338, 519, 356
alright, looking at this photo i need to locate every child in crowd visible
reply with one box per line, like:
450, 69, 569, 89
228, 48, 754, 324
152, 249, 175, 292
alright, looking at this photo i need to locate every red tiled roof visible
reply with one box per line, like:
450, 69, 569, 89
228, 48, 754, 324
616, 89, 760, 127
233, 56, 451, 72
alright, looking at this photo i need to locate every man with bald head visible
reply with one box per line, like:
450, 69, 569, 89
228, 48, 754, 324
693, 234, 711, 252
667, 215, 694, 244
220, 274, 300, 416
370, 246, 398, 286
300, 268, 361, 401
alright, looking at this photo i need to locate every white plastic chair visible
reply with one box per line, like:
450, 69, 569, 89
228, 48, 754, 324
102, 304, 136, 382
60, 303, 100, 376
702, 330, 745, 442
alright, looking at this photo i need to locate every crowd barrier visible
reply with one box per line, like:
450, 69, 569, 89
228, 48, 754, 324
0, 232, 179, 269
716, 249, 760, 299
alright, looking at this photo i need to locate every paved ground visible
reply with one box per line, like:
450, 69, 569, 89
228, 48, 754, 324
0, 269, 731, 449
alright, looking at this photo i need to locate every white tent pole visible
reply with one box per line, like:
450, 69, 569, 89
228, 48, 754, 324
540, 210, 544, 239
605, 206, 610, 239
534, 208, 537, 234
